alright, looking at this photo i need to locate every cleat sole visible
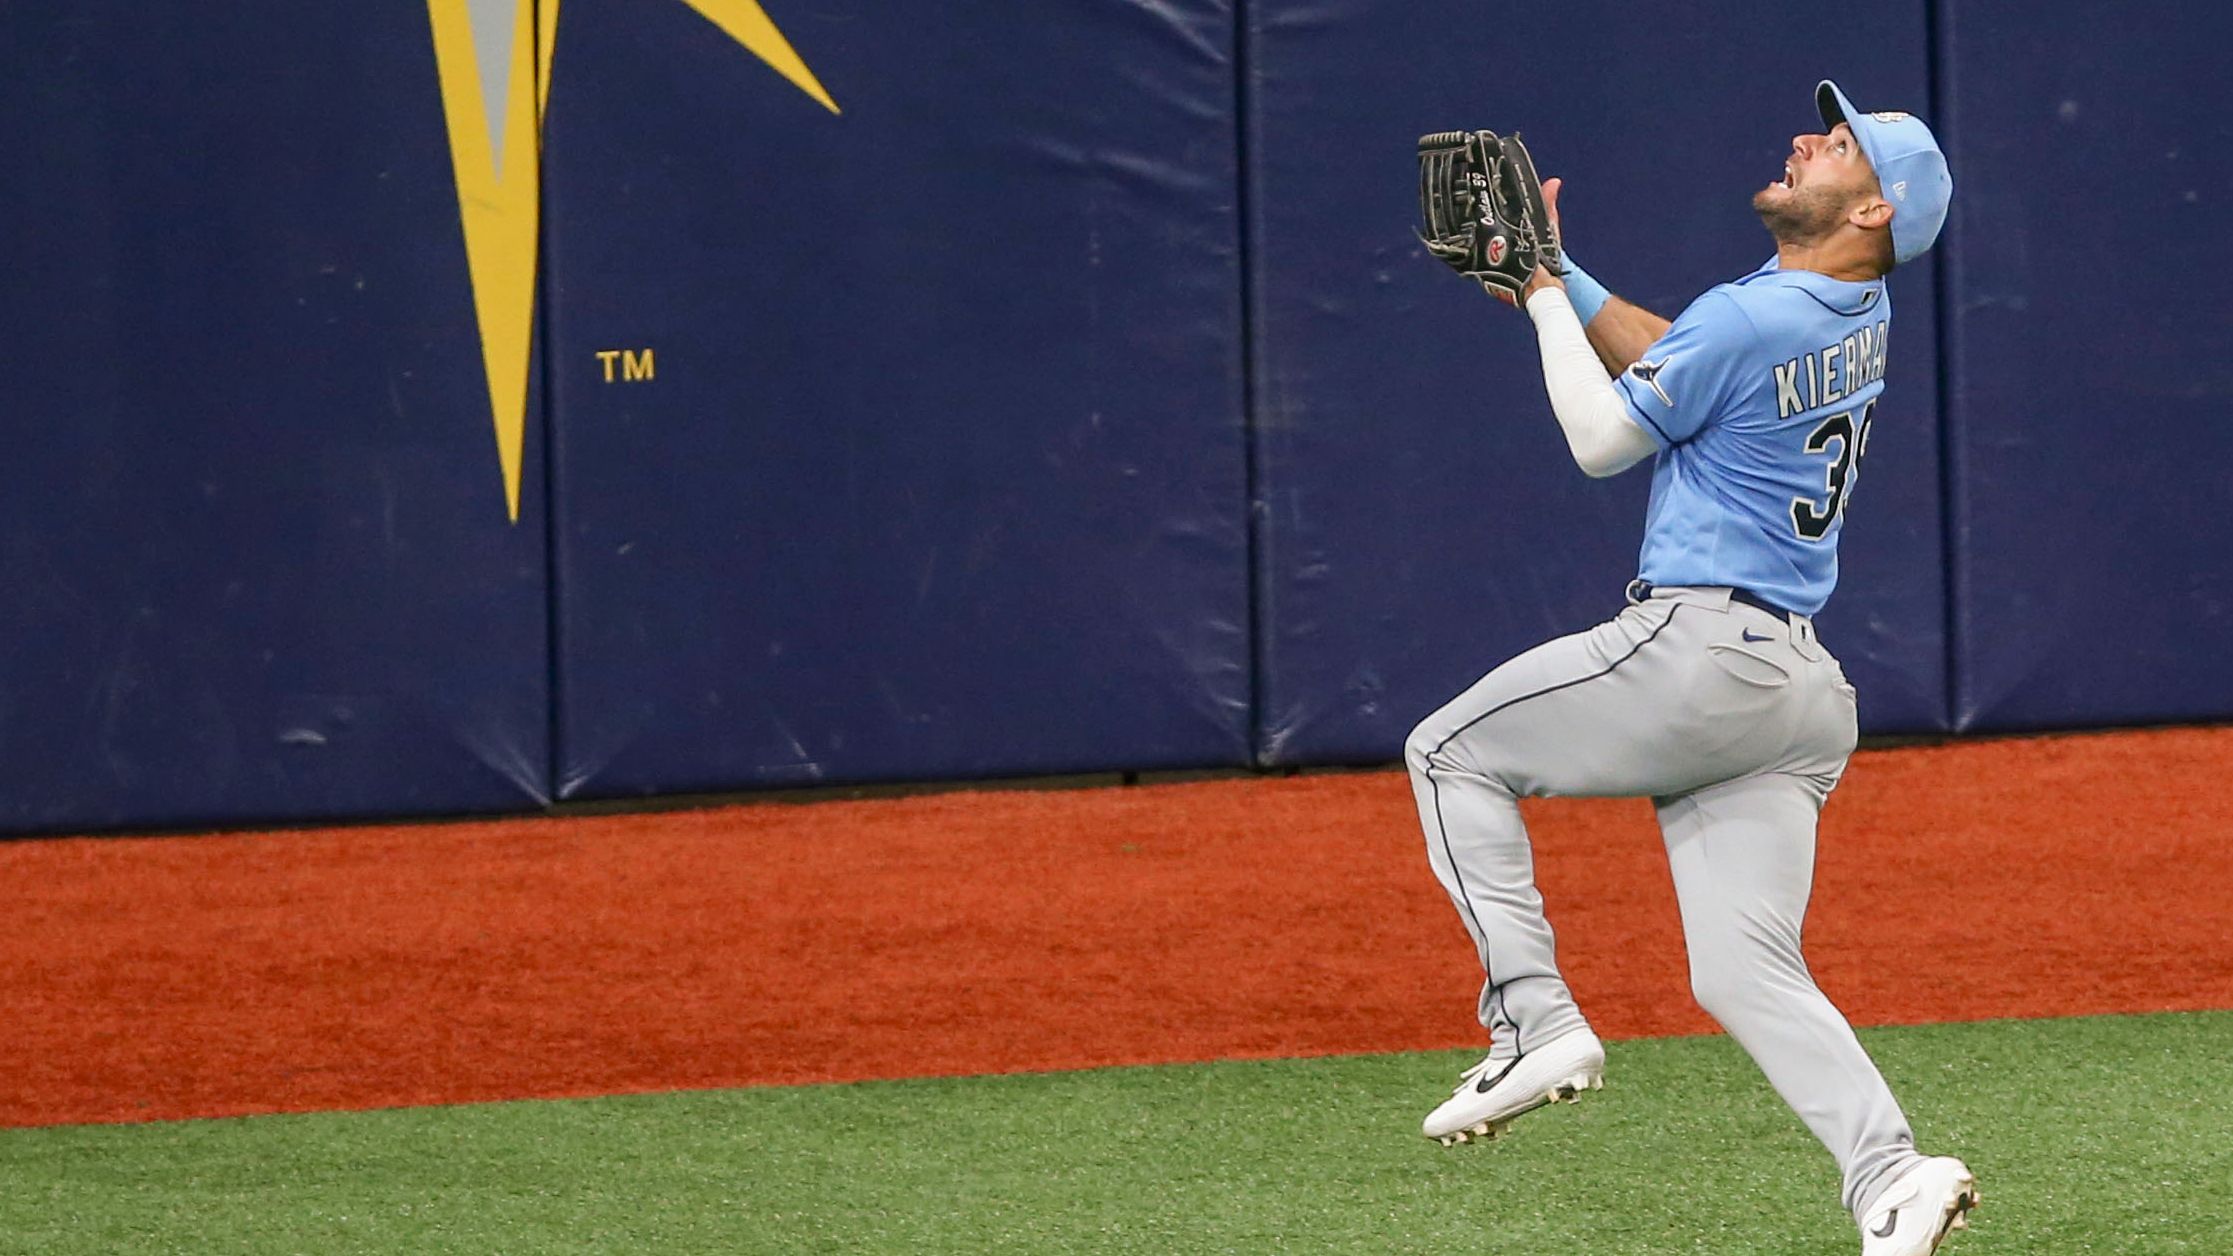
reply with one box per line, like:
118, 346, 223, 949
1925, 1178, 1980, 1252
1426, 1069, 1601, 1148
1548, 1070, 1599, 1104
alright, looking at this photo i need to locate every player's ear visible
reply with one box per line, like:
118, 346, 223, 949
1849, 196, 1894, 232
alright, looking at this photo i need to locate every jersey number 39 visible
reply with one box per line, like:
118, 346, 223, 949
1790, 400, 1877, 541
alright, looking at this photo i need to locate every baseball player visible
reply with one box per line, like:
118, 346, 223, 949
1409, 84, 1973, 1255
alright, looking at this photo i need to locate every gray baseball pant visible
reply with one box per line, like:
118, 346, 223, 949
1405, 584, 1921, 1219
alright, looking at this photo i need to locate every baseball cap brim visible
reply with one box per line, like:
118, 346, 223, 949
1815, 81, 1880, 169
1813, 79, 1952, 264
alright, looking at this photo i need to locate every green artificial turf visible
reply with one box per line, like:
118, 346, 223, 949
1, 1011, 2227, 1254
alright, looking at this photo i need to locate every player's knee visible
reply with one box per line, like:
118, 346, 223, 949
1688, 936, 1814, 1026
1407, 717, 1517, 790
1687, 959, 1753, 1025
1403, 718, 1445, 775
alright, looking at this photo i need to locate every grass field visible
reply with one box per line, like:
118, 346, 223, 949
4, 1011, 2225, 1254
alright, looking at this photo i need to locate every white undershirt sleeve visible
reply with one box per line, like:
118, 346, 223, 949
1523, 288, 1660, 478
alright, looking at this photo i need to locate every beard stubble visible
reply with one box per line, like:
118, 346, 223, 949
1753, 182, 1848, 246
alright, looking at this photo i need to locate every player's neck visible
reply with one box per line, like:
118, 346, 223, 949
1774, 238, 1881, 284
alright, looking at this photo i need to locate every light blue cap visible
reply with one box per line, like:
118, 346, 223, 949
1816, 80, 1952, 265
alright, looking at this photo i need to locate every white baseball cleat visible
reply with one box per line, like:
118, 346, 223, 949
1422, 1027, 1605, 1145
1858, 1156, 1979, 1256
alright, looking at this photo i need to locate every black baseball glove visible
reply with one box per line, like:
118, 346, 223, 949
1416, 129, 1560, 301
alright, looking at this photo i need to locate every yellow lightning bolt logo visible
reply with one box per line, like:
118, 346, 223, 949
426, 0, 839, 521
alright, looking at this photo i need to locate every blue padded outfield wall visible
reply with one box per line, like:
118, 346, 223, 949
540, 0, 1250, 798
0, 4, 550, 834
0, 1, 2226, 834
1937, 2, 2233, 731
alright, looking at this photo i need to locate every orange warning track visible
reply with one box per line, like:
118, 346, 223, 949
4, 727, 2231, 1129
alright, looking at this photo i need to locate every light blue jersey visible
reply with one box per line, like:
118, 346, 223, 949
1615, 261, 1892, 616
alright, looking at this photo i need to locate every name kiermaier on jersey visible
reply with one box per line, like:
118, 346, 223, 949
1773, 321, 1889, 419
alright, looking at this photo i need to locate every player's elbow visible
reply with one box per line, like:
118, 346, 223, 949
1566, 414, 1656, 478
1571, 440, 1647, 479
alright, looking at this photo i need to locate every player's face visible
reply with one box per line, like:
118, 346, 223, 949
1753, 123, 1881, 242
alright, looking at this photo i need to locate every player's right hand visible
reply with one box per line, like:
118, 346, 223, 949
1520, 176, 1567, 306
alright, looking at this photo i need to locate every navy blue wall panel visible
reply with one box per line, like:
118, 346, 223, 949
1248, 1, 1948, 763
0, 6, 549, 833
543, 2, 1248, 795
1941, 3, 2233, 730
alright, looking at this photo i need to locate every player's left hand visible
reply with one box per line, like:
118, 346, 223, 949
1416, 129, 1559, 306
